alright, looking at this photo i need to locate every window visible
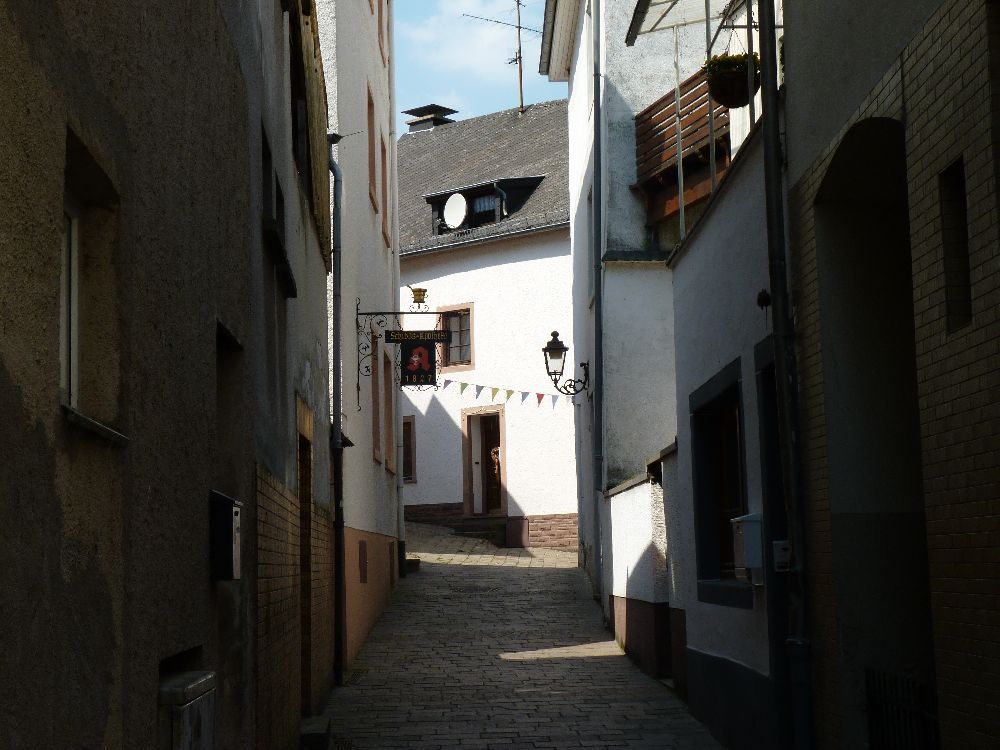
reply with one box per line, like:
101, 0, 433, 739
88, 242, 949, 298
367, 86, 378, 212
690, 360, 751, 608
61, 129, 122, 436
939, 157, 971, 332
60, 203, 80, 409
402, 416, 416, 483
371, 327, 381, 463
381, 135, 390, 246
441, 306, 473, 369
383, 351, 395, 472
288, 11, 311, 203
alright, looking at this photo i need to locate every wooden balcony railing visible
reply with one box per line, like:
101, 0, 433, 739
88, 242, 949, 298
635, 69, 730, 187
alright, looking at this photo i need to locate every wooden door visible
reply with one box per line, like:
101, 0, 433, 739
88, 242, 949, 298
480, 414, 502, 514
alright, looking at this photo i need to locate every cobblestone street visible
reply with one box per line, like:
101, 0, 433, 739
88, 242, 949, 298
321, 524, 720, 749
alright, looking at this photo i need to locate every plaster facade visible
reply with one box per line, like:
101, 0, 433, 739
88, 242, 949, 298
543, 0, 705, 612
317, 0, 401, 668
0, 1, 332, 748
670, 131, 787, 748
399, 230, 578, 541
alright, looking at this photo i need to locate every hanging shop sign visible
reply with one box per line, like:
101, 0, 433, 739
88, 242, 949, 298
384, 329, 451, 344
387, 330, 450, 387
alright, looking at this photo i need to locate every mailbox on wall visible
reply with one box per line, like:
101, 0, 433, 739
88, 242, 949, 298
731, 512, 763, 585
209, 491, 242, 581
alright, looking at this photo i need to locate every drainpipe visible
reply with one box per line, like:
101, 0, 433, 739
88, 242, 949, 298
591, 0, 605, 595
757, 2, 813, 747
327, 137, 347, 686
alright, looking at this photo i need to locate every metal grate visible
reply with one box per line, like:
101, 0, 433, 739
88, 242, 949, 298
866, 669, 940, 749
344, 667, 368, 686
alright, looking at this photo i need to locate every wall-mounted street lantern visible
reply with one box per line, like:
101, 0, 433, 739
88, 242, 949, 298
542, 331, 590, 395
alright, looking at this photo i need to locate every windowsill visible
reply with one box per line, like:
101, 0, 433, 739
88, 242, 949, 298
697, 578, 754, 609
403, 478, 417, 484
441, 362, 474, 373
62, 403, 129, 446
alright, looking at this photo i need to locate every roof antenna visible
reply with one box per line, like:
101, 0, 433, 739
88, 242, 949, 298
462, 1, 539, 114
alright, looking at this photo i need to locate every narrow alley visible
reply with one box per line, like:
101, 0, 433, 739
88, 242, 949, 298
320, 524, 720, 750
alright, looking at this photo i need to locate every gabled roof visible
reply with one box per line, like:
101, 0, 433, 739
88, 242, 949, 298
396, 99, 569, 255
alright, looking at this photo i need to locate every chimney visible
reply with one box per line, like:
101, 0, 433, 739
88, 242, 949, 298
402, 104, 457, 133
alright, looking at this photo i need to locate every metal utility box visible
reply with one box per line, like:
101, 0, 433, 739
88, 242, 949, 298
731, 512, 763, 585
158, 671, 216, 750
209, 491, 241, 581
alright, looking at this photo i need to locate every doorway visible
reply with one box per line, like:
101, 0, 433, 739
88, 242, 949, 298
462, 406, 507, 517
814, 118, 937, 747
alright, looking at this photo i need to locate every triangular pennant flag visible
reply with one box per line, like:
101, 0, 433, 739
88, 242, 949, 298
491, 387, 499, 400
505, 390, 514, 402
459, 382, 469, 394
520, 391, 530, 404
551, 394, 559, 409
442, 379, 452, 389
475, 385, 485, 399
536, 393, 545, 406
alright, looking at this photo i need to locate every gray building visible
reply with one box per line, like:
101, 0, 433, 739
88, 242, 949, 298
0, 1, 333, 748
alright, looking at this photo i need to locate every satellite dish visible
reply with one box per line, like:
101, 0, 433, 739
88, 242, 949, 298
442, 193, 467, 229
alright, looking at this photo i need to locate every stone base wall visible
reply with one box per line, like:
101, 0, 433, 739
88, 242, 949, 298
525, 513, 578, 549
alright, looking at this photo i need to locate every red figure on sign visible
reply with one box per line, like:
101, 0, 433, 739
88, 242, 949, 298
407, 345, 431, 372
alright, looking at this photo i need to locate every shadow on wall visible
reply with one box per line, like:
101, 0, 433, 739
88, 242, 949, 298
0, 360, 117, 748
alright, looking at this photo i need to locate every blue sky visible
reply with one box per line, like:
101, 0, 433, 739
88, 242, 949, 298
393, 0, 568, 133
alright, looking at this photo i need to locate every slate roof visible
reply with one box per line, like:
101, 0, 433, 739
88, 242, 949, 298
396, 99, 569, 254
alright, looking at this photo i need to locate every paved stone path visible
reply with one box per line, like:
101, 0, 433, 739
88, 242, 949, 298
322, 523, 721, 749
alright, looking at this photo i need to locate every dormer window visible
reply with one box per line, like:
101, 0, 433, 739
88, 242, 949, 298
424, 176, 544, 236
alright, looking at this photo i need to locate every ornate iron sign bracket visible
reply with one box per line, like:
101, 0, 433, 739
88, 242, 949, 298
355, 298, 445, 410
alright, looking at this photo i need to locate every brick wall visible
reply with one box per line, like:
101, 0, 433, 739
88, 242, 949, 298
255, 465, 337, 748
256, 466, 302, 749
528, 513, 579, 549
309, 505, 335, 714
788, 1, 1000, 746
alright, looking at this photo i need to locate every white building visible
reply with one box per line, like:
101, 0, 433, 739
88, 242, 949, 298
539, 0, 708, 674
628, 2, 792, 746
396, 101, 579, 549
317, 0, 401, 670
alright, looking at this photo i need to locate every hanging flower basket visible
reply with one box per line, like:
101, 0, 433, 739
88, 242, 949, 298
704, 53, 761, 109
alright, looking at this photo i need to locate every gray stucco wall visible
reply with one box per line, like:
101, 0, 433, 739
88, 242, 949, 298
0, 0, 331, 746
783, 0, 944, 185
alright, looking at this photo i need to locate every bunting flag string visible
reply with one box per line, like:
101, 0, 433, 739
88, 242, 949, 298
413, 380, 571, 408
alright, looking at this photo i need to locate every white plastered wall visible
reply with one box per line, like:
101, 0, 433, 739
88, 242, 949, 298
671, 134, 771, 675
398, 230, 577, 519
317, 0, 400, 538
